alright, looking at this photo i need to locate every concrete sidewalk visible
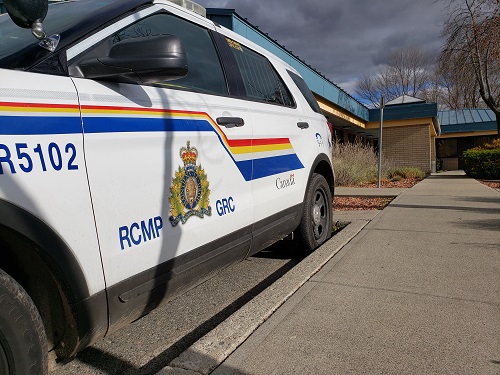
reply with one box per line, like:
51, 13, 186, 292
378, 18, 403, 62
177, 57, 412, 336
210, 171, 500, 374
159, 171, 500, 375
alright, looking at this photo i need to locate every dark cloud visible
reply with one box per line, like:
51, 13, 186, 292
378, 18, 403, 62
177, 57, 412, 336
196, 0, 447, 94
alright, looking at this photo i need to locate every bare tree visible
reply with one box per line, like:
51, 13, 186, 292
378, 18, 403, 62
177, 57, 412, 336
434, 54, 483, 109
439, 0, 500, 136
355, 74, 381, 107
420, 71, 446, 108
387, 48, 432, 97
355, 47, 434, 107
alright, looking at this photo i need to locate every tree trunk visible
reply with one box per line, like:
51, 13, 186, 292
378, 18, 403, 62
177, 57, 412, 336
496, 111, 500, 139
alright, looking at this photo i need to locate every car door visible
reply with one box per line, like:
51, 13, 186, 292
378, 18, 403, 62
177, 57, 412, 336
67, 4, 254, 326
219, 34, 314, 252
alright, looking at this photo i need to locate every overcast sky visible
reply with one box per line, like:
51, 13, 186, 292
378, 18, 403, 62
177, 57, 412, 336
196, 0, 448, 97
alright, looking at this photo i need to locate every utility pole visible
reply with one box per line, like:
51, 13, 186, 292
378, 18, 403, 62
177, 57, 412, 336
377, 96, 384, 188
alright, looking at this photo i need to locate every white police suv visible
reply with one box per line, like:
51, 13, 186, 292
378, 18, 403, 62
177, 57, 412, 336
0, 0, 334, 372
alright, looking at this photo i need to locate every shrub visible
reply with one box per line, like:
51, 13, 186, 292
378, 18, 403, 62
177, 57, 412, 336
387, 166, 426, 179
463, 148, 500, 179
480, 138, 500, 150
332, 141, 393, 186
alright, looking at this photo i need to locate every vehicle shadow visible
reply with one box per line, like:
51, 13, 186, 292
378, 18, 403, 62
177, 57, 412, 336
137, 244, 305, 375
75, 345, 255, 375
253, 239, 311, 260
73, 241, 308, 375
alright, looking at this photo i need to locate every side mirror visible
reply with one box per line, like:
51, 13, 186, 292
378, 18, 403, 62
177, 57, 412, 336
78, 35, 188, 83
4, 0, 48, 29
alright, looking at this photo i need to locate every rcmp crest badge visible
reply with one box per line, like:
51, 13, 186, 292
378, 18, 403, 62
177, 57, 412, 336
169, 141, 211, 226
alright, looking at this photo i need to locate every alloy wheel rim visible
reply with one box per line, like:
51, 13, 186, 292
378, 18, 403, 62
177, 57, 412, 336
312, 188, 327, 240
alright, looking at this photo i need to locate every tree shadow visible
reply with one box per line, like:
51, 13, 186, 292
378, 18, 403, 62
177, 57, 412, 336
426, 174, 468, 180
452, 218, 500, 232
454, 196, 500, 205
389, 203, 500, 215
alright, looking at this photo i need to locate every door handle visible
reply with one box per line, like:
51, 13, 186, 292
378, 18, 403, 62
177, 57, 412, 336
297, 122, 309, 129
216, 117, 245, 128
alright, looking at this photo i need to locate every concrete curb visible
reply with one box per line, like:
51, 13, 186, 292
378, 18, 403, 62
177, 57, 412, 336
156, 218, 374, 375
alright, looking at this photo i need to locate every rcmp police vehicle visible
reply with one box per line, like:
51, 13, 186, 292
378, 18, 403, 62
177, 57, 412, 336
0, 0, 334, 372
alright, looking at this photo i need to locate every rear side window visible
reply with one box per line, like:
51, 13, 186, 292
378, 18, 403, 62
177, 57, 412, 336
225, 38, 294, 107
287, 70, 322, 114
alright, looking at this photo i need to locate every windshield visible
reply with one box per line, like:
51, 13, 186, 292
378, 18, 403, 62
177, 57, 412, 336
0, 0, 121, 66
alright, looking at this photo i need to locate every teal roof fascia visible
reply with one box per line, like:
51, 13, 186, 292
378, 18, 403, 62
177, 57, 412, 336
438, 109, 496, 134
209, 10, 369, 122
369, 102, 438, 122
439, 122, 496, 134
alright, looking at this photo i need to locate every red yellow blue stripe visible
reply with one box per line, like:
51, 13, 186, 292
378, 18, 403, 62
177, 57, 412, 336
0, 102, 304, 180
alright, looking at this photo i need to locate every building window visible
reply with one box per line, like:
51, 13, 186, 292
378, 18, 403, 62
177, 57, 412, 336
437, 138, 457, 158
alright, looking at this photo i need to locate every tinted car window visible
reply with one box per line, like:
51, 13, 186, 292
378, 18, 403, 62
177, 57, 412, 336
111, 13, 227, 95
226, 38, 294, 107
287, 70, 322, 114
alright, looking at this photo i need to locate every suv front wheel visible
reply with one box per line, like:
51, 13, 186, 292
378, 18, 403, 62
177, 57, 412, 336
296, 173, 333, 251
0, 268, 47, 375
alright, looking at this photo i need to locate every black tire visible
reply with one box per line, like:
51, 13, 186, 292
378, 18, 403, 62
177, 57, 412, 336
296, 173, 333, 251
0, 268, 47, 375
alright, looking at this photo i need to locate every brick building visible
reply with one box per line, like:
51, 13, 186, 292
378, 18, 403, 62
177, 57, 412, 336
366, 96, 439, 173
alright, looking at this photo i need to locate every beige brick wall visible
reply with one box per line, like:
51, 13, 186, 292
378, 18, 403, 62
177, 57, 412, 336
382, 124, 431, 173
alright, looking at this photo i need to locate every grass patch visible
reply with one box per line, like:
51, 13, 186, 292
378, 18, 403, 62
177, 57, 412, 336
387, 166, 426, 180
332, 220, 349, 235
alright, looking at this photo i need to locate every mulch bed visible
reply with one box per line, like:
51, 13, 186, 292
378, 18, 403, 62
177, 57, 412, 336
333, 196, 394, 211
479, 180, 500, 189
334, 178, 421, 211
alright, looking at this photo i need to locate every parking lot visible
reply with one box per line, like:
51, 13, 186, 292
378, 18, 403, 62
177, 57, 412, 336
51, 240, 309, 375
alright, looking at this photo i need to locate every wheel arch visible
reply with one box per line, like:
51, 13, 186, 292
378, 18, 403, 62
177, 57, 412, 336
0, 199, 107, 362
294, 153, 334, 251
307, 153, 334, 197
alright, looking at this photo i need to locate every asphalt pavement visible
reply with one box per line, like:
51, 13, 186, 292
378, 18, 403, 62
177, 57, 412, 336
159, 171, 500, 375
